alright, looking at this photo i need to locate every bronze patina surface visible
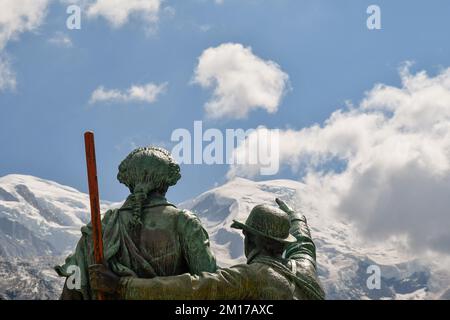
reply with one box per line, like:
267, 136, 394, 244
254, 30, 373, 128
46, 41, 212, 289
90, 199, 325, 300
55, 147, 217, 299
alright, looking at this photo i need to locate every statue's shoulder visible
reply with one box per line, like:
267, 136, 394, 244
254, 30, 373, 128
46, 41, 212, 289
225, 263, 267, 286
80, 208, 118, 235
177, 208, 202, 223
104, 207, 130, 226
175, 209, 208, 236
103, 207, 120, 219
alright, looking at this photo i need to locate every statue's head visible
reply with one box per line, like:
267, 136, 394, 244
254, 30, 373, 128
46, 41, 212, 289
117, 146, 181, 196
231, 204, 296, 258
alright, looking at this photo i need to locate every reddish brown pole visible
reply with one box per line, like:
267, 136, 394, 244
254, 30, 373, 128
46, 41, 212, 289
84, 131, 104, 300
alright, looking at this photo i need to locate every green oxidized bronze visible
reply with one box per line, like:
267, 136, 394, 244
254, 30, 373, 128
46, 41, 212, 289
55, 146, 217, 299
117, 147, 181, 193
231, 204, 297, 243
89, 198, 326, 300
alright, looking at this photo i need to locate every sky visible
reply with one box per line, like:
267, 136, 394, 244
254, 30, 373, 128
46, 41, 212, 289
1, 1, 450, 256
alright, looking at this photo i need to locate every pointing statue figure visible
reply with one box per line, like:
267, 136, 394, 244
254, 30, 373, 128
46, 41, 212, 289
55, 147, 217, 299
89, 198, 325, 300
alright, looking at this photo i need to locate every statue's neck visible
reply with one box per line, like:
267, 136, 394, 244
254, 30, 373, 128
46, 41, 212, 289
121, 193, 170, 210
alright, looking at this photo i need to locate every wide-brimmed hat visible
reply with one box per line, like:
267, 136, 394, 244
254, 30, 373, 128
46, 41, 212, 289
231, 204, 297, 244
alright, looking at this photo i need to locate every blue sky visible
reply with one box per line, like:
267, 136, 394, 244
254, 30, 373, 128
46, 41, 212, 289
1, 0, 450, 204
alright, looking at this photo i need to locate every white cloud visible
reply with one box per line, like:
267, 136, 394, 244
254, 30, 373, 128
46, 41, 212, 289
229, 65, 450, 255
193, 43, 290, 119
0, 56, 16, 91
48, 32, 73, 48
89, 82, 168, 105
0, 0, 49, 50
86, 0, 161, 29
0, 0, 49, 91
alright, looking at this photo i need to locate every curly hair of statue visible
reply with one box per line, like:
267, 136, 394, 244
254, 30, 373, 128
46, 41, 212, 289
117, 147, 181, 229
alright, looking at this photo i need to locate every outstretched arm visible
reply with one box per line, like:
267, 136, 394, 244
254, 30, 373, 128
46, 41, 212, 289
89, 264, 252, 300
276, 199, 317, 269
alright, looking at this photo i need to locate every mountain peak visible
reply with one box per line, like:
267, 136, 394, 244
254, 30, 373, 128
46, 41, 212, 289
1, 174, 450, 300
0, 174, 110, 258
0, 174, 83, 195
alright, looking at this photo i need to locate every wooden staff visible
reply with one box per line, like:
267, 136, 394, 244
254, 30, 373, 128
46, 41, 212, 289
84, 131, 104, 300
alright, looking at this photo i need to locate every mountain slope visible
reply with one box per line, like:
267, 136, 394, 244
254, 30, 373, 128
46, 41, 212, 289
1, 174, 449, 299
0, 256, 63, 300
0, 174, 112, 258
180, 177, 450, 300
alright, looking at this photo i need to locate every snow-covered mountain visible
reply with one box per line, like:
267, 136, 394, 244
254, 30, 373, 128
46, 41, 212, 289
1, 174, 449, 299
181, 177, 450, 300
0, 256, 63, 300
0, 174, 112, 258
0, 174, 117, 300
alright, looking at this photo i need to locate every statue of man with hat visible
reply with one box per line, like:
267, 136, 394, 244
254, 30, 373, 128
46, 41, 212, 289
55, 147, 217, 299
89, 198, 325, 300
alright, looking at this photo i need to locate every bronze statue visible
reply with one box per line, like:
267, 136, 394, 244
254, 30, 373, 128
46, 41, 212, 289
89, 198, 325, 300
55, 147, 217, 299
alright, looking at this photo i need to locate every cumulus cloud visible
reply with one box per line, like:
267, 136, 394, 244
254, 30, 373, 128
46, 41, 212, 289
86, 0, 161, 29
89, 82, 168, 105
193, 43, 289, 119
0, 0, 49, 50
0, 0, 49, 91
229, 65, 450, 255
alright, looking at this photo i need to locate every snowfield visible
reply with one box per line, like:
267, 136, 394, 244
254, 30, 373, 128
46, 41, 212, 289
1, 174, 449, 299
